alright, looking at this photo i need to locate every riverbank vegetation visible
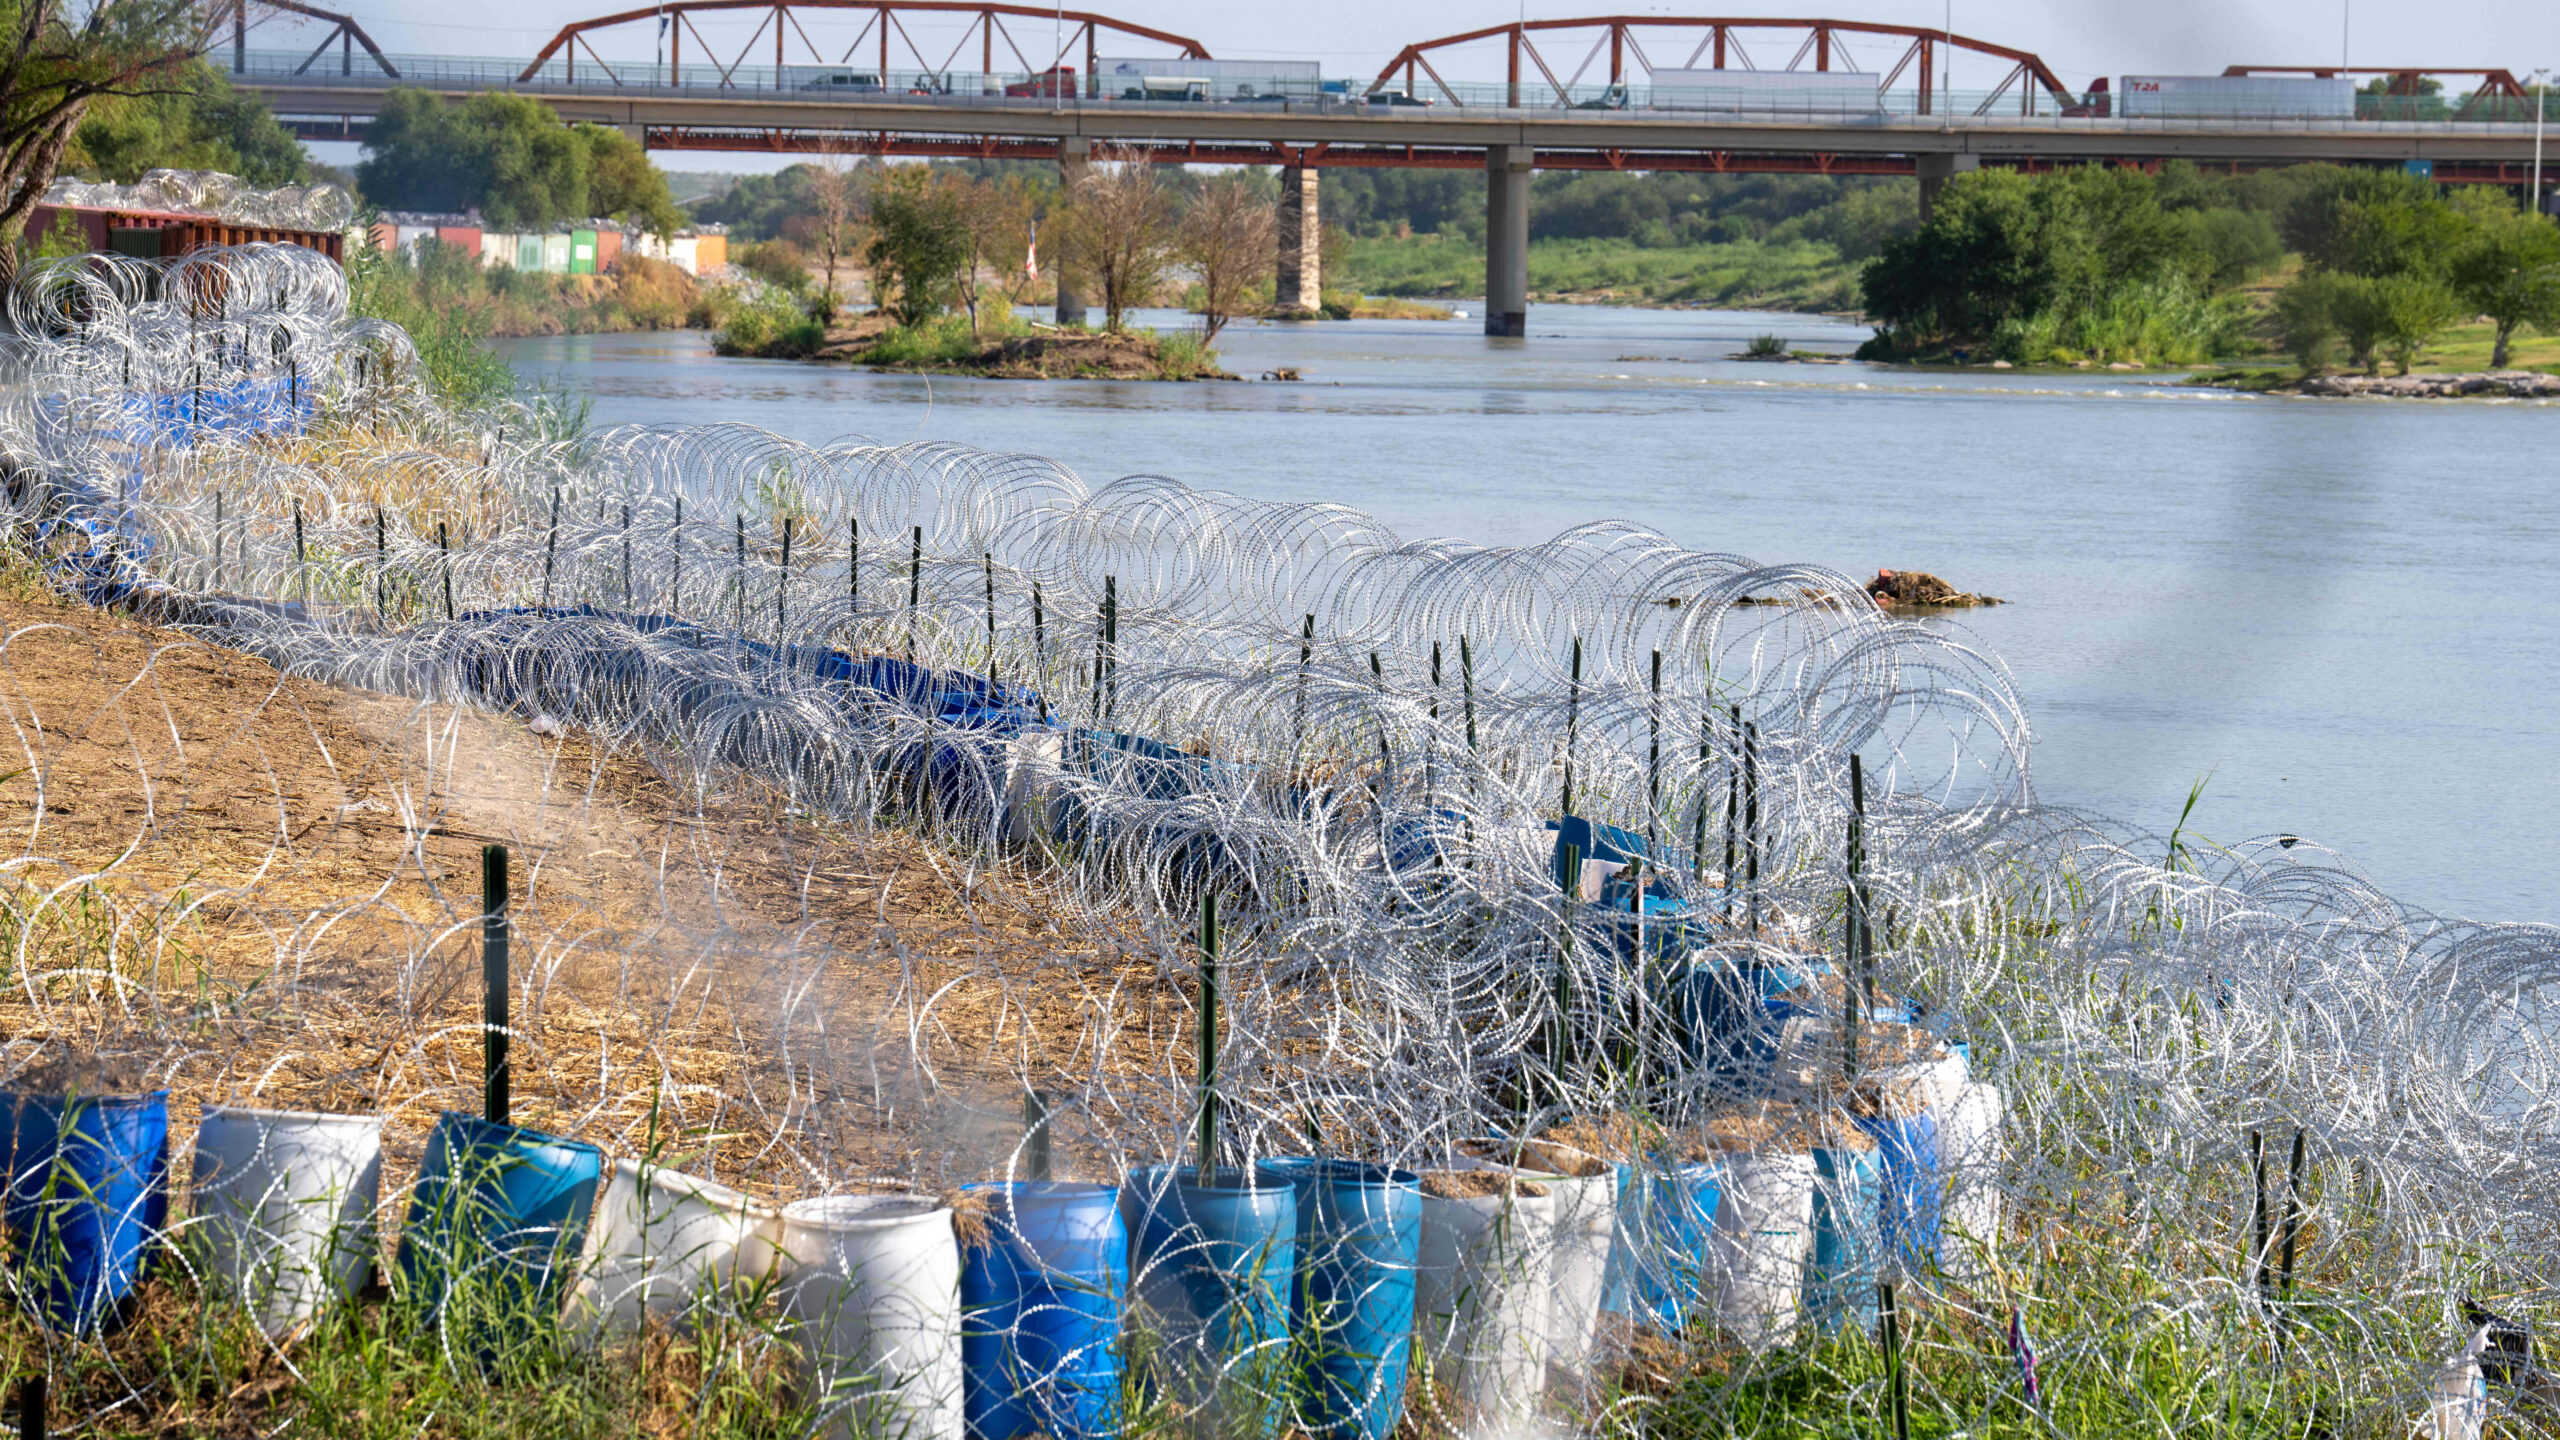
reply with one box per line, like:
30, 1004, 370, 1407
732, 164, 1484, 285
708, 158, 1239, 379
1330, 170, 1906, 310
1855, 165, 2277, 366
1860, 161, 2560, 373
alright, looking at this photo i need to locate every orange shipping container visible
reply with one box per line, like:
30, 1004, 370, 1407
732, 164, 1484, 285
596, 230, 623, 270
691, 233, 726, 272
434, 225, 482, 259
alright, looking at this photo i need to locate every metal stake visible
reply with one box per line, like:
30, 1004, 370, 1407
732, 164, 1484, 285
1196, 892, 1220, 1175
1025, 1089, 1053, 1181
540, 487, 560, 611
483, 844, 510, 1125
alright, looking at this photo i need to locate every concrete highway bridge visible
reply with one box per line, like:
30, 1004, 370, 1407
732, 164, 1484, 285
215, 0, 2560, 335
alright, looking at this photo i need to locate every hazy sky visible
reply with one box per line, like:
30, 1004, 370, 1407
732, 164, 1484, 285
283, 1, 2560, 172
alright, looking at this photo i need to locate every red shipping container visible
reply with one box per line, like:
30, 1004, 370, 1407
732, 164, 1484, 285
595, 229, 623, 270
434, 225, 482, 259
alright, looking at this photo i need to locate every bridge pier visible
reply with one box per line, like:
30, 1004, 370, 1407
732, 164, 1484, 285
1055, 136, 1089, 328
1916, 152, 1979, 223
1273, 165, 1321, 317
1484, 144, 1530, 338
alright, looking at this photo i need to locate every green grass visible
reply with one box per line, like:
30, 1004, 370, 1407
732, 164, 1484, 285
1345, 233, 1864, 312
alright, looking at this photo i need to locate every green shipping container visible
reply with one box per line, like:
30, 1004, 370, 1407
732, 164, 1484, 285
106, 227, 164, 261
569, 229, 598, 275
541, 234, 570, 273
516, 234, 542, 270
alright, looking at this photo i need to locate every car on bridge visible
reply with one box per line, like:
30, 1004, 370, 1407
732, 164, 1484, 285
1003, 65, 1075, 98
1366, 89, 1433, 107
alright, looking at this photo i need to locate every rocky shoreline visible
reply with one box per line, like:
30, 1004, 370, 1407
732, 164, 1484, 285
2293, 370, 2560, 399
2193, 368, 2560, 399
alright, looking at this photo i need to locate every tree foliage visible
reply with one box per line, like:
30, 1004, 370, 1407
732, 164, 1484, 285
2447, 197, 2560, 368
65, 59, 304, 185
1178, 172, 1272, 342
865, 166, 966, 327
1858, 166, 2252, 362
0, 0, 203, 268
358, 89, 683, 236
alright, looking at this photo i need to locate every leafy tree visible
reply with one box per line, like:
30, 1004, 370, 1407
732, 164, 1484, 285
2179, 207, 2283, 288
952, 171, 1032, 335
2278, 166, 2454, 276
360, 90, 683, 235
2372, 272, 2460, 375
1179, 171, 1271, 342
689, 163, 816, 241
2448, 200, 2560, 367
0, 0, 203, 274
2275, 271, 2345, 374
1060, 155, 1174, 331
575, 122, 681, 238
799, 159, 862, 326
734, 238, 811, 293
66, 60, 305, 185
865, 166, 965, 326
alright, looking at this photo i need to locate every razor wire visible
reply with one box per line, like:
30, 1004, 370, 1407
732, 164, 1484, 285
0, 242, 2548, 1433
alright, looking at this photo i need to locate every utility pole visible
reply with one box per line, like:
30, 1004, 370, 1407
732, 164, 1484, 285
2536, 68, 2549, 220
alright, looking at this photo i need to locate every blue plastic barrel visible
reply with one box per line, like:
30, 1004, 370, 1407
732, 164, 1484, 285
1853, 1110, 1942, 1275
1623, 1158, 1724, 1332
1121, 1166, 1298, 1432
1803, 1142, 1882, 1333
960, 1181, 1127, 1440
395, 1112, 603, 1339
3, 1090, 170, 1334
1257, 1159, 1421, 1440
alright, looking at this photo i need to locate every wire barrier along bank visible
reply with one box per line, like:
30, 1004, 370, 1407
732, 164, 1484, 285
0, 242, 2552, 1434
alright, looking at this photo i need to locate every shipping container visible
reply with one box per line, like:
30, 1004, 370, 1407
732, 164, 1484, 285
394, 224, 434, 257
516, 234, 544, 271
569, 229, 599, 275
2117, 75, 2356, 119
368, 220, 399, 256
541, 233, 571, 274
433, 225, 482, 260
596, 230, 623, 270
691, 234, 724, 273
480, 234, 516, 269
1647, 68, 1882, 114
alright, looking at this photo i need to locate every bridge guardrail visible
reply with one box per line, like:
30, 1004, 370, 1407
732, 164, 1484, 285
231, 52, 2560, 128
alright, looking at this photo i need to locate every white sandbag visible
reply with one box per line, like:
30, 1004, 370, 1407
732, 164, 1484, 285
1710, 1151, 1815, 1350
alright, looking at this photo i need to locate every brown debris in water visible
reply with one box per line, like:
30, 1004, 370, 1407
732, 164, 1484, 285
1866, 569, 2003, 609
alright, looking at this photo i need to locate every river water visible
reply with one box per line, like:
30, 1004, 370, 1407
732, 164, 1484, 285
499, 306, 2560, 922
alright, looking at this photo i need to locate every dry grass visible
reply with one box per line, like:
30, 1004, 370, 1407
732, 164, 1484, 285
0, 584, 1247, 1205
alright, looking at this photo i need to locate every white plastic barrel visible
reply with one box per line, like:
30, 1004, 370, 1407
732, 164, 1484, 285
1001, 730, 1064, 846
567, 1158, 782, 1342
779, 1195, 962, 1440
1455, 1149, 1617, 1373
1710, 1150, 1816, 1350
188, 1105, 383, 1337
1414, 1180, 1554, 1426
1940, 1082, 2006, 1284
